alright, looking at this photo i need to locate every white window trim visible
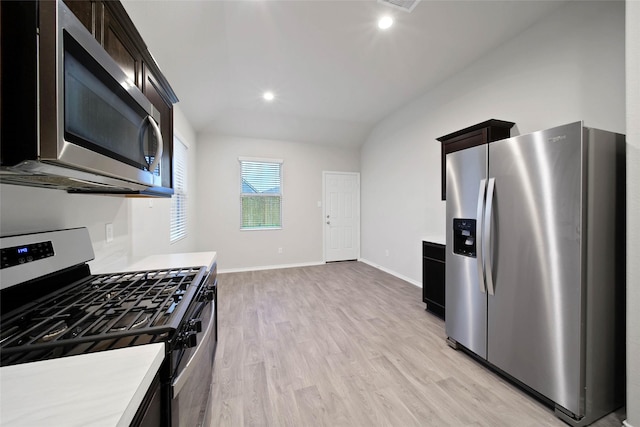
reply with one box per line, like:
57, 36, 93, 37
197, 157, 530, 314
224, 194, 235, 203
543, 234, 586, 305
238, 156, 283, 164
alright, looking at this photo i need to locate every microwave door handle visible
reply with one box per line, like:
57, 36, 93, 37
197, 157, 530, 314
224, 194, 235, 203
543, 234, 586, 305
146, 115, 163, 174
476, 179, 487, 294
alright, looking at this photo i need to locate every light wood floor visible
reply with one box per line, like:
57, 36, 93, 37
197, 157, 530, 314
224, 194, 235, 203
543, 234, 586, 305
208, 261, 625, 427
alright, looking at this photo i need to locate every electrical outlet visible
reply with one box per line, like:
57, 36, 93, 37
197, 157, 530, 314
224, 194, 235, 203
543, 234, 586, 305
278, 247, 283, 254
105, 223, 114, 243
385, 249, 389, 256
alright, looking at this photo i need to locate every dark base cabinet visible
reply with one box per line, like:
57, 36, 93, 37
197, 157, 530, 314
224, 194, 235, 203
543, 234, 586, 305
131, 372, 162, 427
423, 241, 445, 319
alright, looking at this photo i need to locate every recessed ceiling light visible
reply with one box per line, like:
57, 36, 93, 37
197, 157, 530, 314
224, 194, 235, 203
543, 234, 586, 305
263, 91, 275, 101
378, 15, 393, 30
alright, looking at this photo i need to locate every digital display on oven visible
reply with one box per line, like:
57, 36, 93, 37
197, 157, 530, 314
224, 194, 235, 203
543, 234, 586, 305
0, 241, 54, 269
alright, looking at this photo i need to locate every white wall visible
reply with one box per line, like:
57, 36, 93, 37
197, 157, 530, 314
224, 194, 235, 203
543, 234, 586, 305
626, 1, 639, 425
129, 105, 199, 261
194, 134, 359, 271
360, 0, 625, 283
0, 104, 198, 273
0, 184, 132, 273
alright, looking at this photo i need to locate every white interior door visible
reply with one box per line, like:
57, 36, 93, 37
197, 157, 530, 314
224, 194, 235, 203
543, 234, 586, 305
323, 172, 360, 262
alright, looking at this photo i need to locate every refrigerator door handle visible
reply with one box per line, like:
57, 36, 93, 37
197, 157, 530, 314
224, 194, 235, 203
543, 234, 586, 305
484, 177, 496, 295
476, 179, 487, 294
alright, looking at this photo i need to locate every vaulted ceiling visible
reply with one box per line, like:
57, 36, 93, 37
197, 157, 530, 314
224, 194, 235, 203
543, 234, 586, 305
122, 0, 566, 147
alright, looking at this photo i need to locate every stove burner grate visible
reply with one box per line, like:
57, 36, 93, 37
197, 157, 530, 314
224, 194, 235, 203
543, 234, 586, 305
0, 266, 205, 363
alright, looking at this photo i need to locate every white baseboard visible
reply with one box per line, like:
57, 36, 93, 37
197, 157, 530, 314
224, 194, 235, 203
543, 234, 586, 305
358, 258, 422, 288
219, 261, 325, 274
220, 259, 422, 290
623, 421, 635, 427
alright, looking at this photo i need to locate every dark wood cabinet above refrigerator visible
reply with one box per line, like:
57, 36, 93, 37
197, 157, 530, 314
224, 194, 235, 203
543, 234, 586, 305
437, 119, 514, 200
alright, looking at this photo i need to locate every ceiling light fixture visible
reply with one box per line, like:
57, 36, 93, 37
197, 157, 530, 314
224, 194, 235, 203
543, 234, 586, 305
263, 91, 275, 102
378, 15, 393, 30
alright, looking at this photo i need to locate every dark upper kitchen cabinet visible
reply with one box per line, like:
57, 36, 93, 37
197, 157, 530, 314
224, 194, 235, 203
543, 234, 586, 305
63, 0, 142, 88
63, 0, 177, 192
423, 241, 445, 319
62, 1, 96, 36
144, 68, 174, 190
437, 119, 514, 200
102, 3, 142, 89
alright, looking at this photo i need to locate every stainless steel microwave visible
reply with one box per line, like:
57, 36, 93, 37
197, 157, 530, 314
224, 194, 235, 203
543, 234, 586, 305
1, 1, 165, 193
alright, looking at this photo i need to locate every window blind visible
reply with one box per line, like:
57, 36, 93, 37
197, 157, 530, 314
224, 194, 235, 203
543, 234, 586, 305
170, 138, 188, 242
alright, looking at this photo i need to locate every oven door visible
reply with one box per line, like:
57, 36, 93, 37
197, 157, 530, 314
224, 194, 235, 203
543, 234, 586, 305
171, 297, 216, 427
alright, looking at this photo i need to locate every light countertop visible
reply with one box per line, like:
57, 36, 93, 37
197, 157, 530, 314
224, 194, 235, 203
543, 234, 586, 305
0, 343, 165, 427
423, 236, 446, 245
121, 251, 217, 273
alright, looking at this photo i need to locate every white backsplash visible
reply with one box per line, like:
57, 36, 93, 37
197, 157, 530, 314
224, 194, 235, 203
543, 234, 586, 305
0, 184, 131, 272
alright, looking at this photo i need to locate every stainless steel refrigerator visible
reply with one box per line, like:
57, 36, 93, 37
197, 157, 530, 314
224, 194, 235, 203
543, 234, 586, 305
445, 121, 625, 426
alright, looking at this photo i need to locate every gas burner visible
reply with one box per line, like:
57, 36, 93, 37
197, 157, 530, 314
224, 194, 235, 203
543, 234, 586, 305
161, 285, 178, 295
41, 324, 68, 342
109, 314, 149, 332
104, 291, 124, 300
31, 321, 68, 343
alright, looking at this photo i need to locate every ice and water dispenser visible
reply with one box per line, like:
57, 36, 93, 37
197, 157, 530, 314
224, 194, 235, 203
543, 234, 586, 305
452, 219, 476, 257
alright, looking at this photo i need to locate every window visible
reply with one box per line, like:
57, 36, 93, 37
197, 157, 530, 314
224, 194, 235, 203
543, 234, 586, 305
240, 157, 283, 229
170, 137, 188, 242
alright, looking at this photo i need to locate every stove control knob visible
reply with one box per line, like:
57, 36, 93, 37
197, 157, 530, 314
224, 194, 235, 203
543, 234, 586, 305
182, 331, 198, 348
189, 318, 202, 333
204, 289, 215, 301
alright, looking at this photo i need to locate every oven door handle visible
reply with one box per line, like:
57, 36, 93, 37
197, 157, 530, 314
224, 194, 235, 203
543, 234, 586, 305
172, 301, 215, 398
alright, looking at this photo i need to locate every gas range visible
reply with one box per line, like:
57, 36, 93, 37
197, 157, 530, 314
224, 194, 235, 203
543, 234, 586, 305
1, 266, 207, 365
0, 228, 218, 426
